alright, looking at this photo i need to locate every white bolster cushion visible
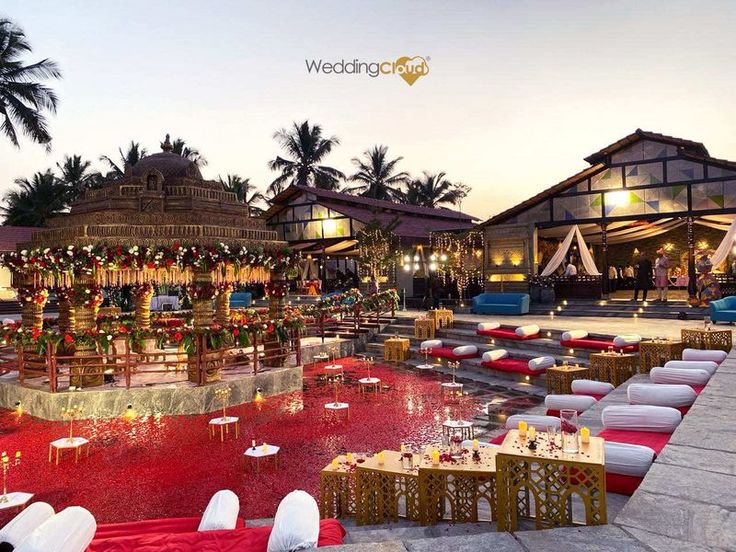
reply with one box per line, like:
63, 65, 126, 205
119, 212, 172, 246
562, 330, 588, 341
627, 383, 696, 408
461, 440, 500, 449
0, 502, 55, 548
452, 345, 478, 356
506, 414, 560, 431
482, 349, 508, 362
528, 356, 555, 371
15, 506, 96, 552
545, 394, 597, 412
613, 334, 642, 347
601, 405, 681, 433
198, 489, 240, 532
664, 360, 717, 376
650, 367, 710, 386
477, 322, 500, 331
604, 442, 656, 477
571, 379, 614, 396
682, 348, 727, 364
420, 339, 442, 349
267, 490, 320, 552
515, 324, 540, 337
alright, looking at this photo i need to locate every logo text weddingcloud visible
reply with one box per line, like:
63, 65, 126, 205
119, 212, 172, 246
305, 56, 429, 86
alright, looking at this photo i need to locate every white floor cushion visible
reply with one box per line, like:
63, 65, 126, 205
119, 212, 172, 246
528, 356, 555, 371
562, 329, 588, 341
682, 348, 727, 364
627, 383, 696, 408
613, 334, 642, 347
452, 345, 477, 356
15, 507, 96, 552
267, 490, 320, 552
0, 502, 54, 548
198, 489, 240, 531
571, 379, 614, 396
545, 394, 597, 412
482, 349, 508, 362
601, 405, 681, 433
477, 322, 500, 331
506, 414, 560, 431
515, 324, 540, 337
650, 367, 710, 386
461, 440, 500, 449
604, 442, 656, 477
664, 360, 717, 376
420, 339, 442, 349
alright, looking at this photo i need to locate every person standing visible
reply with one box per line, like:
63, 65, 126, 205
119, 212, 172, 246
564, 259, 578, 277
633, 252, 653, 301
624, 264, 635, 288
654, 248, 670, 302
608, 265, 618, 292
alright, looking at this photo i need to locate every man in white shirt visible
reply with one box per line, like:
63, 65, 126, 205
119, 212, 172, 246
608, 265, 618, 291
564, 261, 578, 277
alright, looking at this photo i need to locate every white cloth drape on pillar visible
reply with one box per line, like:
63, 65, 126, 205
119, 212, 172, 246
541, 225, 601, 276
709, 217, 736, 268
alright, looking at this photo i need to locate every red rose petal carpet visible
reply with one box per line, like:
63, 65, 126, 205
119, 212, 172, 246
0, 358, 540, 524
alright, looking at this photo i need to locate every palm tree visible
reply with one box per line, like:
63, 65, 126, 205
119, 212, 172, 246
343, 145, 409, 201
1, 169, 69, 226
0, 18, 62, 150
56, 155, 102, 200
100, 141, 148, 177
402, 172, 468, 209
267, 120, 344, 195
171, 137, 207, 166
219, 174, 266, 217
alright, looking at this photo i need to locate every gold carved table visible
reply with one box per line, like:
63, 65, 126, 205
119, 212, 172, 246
355, 450, 420, 526
589, 352, 639, 387
414, 318, 435, 339
680, 328, 732, 353
546, 365, 591, 395
384, 338, 410, 362
429, 309, 454, 330
638, 340, 684, 373
496, 430, 606, 531
418, 446, 497, 525
319, 455, 356, 519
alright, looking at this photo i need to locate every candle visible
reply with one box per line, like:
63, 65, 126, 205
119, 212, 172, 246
400, 443, 406, 453
377, 451, 385, 465
346, 452, 354, 463
262, 442, 268, 453
1, 455, 7, 464
581, 427, 590, 444
15, 451, 20, 459
331, 458, 339, 470
528, 426, 536, 440
472, 439, 479, 451
431, 449, 440, 465
518, 420, 527, 437
251, 439, 256, 449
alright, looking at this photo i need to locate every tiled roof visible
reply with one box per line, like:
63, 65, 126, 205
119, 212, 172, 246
0, 226, 38, 252
584, 129, 709, 164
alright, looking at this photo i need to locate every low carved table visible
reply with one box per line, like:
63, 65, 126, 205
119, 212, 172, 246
589, 352, 639, 387
414, 318, 435, 339
384, 338, 410, 362
638, 339, 684, 373
319, 455, 356, 519
546, 364, 591, 395
429, 309, 454, 330
355, 451, 420, 526
681, 328, 732, 353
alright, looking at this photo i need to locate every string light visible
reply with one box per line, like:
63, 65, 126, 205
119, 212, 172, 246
430, 231, 483, 300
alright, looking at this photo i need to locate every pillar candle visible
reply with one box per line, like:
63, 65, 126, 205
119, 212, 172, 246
400, 443, 406, 453
377, 451, 385, 465
262, 442, 268, 453
518, 420, 527, 437
581, 427, 590, 444
346, 452, 354, 463
431, 449, 440, 465
331, 458, 339, 470
472, 439, 479, 451
528, 426, 536, 440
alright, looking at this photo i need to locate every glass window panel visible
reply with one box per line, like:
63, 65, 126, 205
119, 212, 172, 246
591, 167, 623, 190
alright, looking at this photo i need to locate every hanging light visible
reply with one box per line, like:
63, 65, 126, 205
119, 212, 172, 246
440, 254, 447, 262
429, 262, 437, 271
413, 254, 420, 262
403, 254, 411, 263
403, 264, 411, 272
430, 254, 437, 261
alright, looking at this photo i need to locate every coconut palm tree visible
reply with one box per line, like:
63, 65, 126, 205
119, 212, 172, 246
343, 145, 409, 201
56, 154, 102, 200
0, 18, 61, 149
219, 174, 266, 216
267, 120, 344, 195
402, 172, 468, 208
100, 141, 148, 177
171, 137, 207, 166
1, 169, 69, 226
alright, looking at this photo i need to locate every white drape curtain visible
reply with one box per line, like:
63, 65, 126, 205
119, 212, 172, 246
540, 225, 601, 276
710, 217, 736, 268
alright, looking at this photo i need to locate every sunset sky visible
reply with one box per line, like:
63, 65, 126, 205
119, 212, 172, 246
2, 0, 736, 221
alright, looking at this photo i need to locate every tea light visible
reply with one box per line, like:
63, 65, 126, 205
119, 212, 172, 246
518, 420, 527, 437
581, 427, 590, 444
431, 449, 440, 465
528, 426, 537, 440
262, 442, 268, 453
472, 439, 479, 451
346, 452, 354, 463
400, 443, 406, 453
377, 451, 385, 465
251, 439, 256, 449
331, 458, 339, 470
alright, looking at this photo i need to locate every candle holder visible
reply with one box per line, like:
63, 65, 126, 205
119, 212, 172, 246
448, 361, 460, 384
560, 409, 579, 454
61, 405, 82, 443
214, 386, 232, 419
0, 451, 21, 503
365, 357, 373, 380
330, 376, 341, 407
449, 432, 463, 459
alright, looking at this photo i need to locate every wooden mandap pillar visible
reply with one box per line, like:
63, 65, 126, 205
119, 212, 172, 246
600, 223, 609, 297
56, 289, 76, 334
263, 271, 288, 368
16, 275, 49, 379
70, 275, 103, 388
133, 283, 154, 330
687, 216, 697, 297
215, 284, 232, 326
188, 269, 221, 383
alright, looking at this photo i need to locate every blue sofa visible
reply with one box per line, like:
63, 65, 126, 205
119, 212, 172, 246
229, 292, 252, 308
710, 296, 736, 324
472, 292, 530, 315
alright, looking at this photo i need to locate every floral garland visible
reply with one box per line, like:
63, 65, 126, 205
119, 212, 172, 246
298, 289, 398, 318
265, 280, 289, 299
186, 282, 219, 300
131, 282, 155, 298
17, 286, 49, 306
71, 283, 104, 309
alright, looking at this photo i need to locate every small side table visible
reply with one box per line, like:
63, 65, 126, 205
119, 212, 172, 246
441, 382, 464, 398
313, 353, 330, 365
359, 377, 381, 396
0, 492, 34, 514
681, 328, 733, 353
590, 352, 639, 387
325, 402, 350, 419
48, 437, 90, 465
320, 455, 356, 518
384, 338, 410, 362
429, 309, 454, 330
208, 416, 240, 441
546, 365, 591, 395
638, 340, 684, 373
442, 419, 474, 440
243, 444, 280, 473
324, 364, 344, 377
414, 318, 435, 339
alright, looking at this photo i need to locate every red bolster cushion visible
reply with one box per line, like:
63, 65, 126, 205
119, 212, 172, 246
429, 347, 478, 360
481, 359, 542, 376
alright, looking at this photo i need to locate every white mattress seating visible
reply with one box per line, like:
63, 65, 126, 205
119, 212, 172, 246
627, 383, 696, 408
506, 414, 560, 431
452, 345, 478, 356
682, 348, 727, 364
0, 502, 54, 549
461, 440, 500, 449
15, 506, 96, 552
420, 339, 442, 349
267, 490, 320, 552
515, 324, 540, 337
650, 367, 711, 386
571, 379, 614, 396
601, 405, 681, 433
664, 360, 717, 376
528, 356, 555, 371
604, 442, 656, 477
562, 329, 588, 341
198, 489, 240, 532
613, 334, 642, 347
477, 322, 500, 331
482, 349, 508, 362
545, 394, 597, 412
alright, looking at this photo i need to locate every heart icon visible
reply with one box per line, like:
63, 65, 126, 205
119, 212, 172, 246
395, 56, 429, 86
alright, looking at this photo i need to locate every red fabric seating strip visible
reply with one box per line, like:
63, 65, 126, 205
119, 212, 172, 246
93, 517, 245, 540
560, 339, 639, 353
606, 473, 643, 496
573, 392, 607, 401
481, 359, 544, 376
428, 347, 479, 360
490, 432, 508, 445
597, 428, 671, 454
691, 385, 705, 395
476, 328, 540, 340
546, 408, 590, 417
